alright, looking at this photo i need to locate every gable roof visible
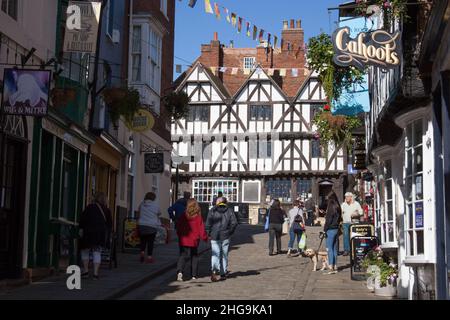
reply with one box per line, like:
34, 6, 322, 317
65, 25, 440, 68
175, 61, 231, 101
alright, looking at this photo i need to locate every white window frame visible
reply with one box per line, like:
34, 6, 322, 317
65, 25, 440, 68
160, 0, 168, 18
380, 159, 397, 245
243, 57, 256, 71
105, 0, 114, 39
148, 26, 162, 94
131, 24, 142, 82
192, 179, 239, 204
404, 119, 425, 258
242, 180, 261, 204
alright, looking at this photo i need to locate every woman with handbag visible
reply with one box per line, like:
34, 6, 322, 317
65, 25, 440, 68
287, 200, 305, 256
323, 191, 343, 275
79, 192, 113, 280
176, 199, 208, 281
267, 199, 287, 256
137, 192, 162, 264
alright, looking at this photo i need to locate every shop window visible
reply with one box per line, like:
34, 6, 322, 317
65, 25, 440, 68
296, 179, 312, 200
266, 179, 292, 203
380, 160, 396, 244
61, 145, 78, 222
405, 120, 424, 256
193, 180, 239, 203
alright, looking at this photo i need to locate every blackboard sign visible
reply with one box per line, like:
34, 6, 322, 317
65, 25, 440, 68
350, 236, 379, 281
350, 224, 374, 239
144, 153, 164, 173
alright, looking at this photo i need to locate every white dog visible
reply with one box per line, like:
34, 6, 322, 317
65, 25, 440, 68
304, 248, 329, 271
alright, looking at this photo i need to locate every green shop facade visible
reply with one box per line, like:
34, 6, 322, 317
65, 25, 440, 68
26, 0, 95, 275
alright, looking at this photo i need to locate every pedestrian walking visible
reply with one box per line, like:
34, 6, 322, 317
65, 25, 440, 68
176, 199, 208, 281
341, 192, 363, 256
323, 192, 342, 274
304, 193, 318, 226
268, 199, 287, 256
205, 197, 238, 282
287, 200, 305, 256
79, 192, 113, 280
137, 192, 162, 264
168, 191, 191, 226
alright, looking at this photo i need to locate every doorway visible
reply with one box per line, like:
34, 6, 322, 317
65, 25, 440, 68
0, 136, 26, 279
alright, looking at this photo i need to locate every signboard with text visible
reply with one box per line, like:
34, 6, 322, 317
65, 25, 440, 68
64, 1, 102, 54
1, 69, 51, 116
350, 224, 375, 239
332, 27, 402, 70
351, 236, 379, 280
144, 153, 164, 173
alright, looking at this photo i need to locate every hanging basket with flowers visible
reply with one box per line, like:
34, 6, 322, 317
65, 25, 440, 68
355, 0, 409, 29
313, 104, 362, 151
101, 87, 141, 127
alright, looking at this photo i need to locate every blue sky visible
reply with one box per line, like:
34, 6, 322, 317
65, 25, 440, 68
174, 0, 346, 75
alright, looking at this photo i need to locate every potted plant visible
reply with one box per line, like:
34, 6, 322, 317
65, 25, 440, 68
163, 91, 190, 121
362, 246, 398, 297
101, 87, 141, 127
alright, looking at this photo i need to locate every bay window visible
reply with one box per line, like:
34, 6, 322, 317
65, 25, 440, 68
131, 25, 142, 82
380, 160, 396, 244
405, 119, 424, 256
149, 28, 162, 93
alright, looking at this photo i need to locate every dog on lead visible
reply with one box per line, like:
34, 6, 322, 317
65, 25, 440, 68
304, 248, 329, 271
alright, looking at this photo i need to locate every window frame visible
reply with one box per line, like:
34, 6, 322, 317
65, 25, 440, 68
243, 57, 256, 71
160, 0, 168, 18
242, 180, 261, 204
379, 159, 397, 245
131, 24, 142, 83
404, 119, 425, 257
1, 0, 18, 20
192, 179, 239, 203
105, 0, 114, 39
266, 178, 292, 203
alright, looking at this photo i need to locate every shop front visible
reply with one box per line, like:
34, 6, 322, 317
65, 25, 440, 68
27, 114, 94, 275
89, 133, 128, 233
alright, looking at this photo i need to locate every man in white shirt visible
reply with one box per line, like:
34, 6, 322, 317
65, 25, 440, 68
341, 192, 363, 256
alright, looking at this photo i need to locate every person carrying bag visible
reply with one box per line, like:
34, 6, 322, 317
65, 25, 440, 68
288, 200, 305, 256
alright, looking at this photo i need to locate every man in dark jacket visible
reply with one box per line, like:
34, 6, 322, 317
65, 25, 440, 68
205, 197, 238, 282
168, 191, 191, 226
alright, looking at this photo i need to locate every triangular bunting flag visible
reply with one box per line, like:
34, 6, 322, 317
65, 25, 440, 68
237, 17, 243, 33
243, 68, 251, 75
255, 68, 263, 75
280, 68, 287, 77
210, 67, 217, 75
246, 22, 251, 37
231, 13, 237, 27
225, 8, 230, 23
259, 29, 265, 42
268, 68, 275, 76
253, 25, 258, 40
214, 2, 220, 19
204, 0, 213, 14
274, 36, 278, 49
231, 68, 239, 75
219, 67, 227, 73
267, 33, 271, 45
292, 68, 299, 77
188, 0, 198, 8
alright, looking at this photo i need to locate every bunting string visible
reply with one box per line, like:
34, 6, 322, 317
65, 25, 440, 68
180, 0, 306, 53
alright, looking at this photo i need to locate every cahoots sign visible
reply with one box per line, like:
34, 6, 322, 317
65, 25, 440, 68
332, 27, 402, 69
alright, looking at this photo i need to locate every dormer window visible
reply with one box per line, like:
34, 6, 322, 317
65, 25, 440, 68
243, 57, 256, 71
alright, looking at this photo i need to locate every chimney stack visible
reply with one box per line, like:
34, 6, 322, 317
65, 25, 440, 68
290, 19, 295, 29
283, 20, 288, 30
296, 20, 302, 29
281, 18, 305, 52
214, 32, 218, 41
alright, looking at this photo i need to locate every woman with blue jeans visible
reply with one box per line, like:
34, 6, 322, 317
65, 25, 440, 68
323, 192, 342, 274
287, 200, 305, 256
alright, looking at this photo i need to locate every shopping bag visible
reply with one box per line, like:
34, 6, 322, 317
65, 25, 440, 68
298, 232, 307, 250
264, 211, 270, 232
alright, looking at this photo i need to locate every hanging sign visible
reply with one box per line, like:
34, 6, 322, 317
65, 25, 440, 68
144, 153, 164, 173
64, 1, 102, 54
332, 27, 401, 70
125, 108, 155, 132
1, 69, 51, 116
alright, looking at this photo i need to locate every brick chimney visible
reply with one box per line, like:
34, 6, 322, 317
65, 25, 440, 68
281, 19, 304, 52
199, 32, 223, 76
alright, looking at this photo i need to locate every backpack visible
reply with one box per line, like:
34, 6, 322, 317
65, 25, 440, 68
294, 214, 303, 223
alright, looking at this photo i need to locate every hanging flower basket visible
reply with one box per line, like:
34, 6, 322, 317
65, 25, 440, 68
355, 0, 409, 29
50, 87, 77, 107
313, 105, 362, 150
163, 91, 190, 121
102, 87, 141, 127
